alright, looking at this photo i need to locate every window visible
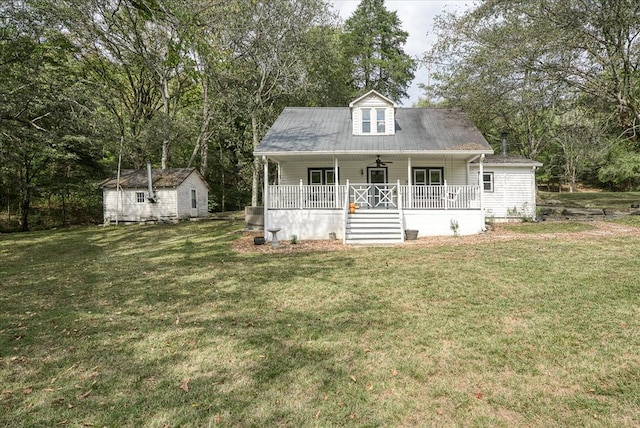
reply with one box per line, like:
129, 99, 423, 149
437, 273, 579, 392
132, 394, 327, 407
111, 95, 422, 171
308, 168, 338, 185
361, 108, 371, 133
135, 191, 146, 203
191, 189, 197, 209
483, 172, 494, 192
413, 167, 444, 185
376, 109, 385, 133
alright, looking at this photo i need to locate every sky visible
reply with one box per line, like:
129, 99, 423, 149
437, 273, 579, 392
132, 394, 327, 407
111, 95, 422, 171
329, 0, 474, 106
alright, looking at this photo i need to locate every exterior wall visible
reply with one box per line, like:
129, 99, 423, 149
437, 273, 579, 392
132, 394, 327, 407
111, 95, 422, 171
278, 159, 470, 186
403, 210, 485, 237
176, 173, 209, 218
265, 208, 485, 240
470, 164, 538, 220
103, 173, 209, 223
267, 209, 345, 240
103, 188, 179, 222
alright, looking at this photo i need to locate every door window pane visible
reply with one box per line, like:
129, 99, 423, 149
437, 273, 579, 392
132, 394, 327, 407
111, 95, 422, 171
310, 170, 323, 185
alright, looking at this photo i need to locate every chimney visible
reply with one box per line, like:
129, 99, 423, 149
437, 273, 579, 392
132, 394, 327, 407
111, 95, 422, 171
501, 132, 508, 157
146, 162, 156, 203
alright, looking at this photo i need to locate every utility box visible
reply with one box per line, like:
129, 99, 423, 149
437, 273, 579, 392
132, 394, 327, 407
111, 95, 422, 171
245, 206, 264, 230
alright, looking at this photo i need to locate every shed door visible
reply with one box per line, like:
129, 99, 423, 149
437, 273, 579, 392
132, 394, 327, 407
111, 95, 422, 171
190, 189, 198, 217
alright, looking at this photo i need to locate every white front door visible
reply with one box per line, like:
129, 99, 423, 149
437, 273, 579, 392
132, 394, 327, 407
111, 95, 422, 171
190, 189, 198, 217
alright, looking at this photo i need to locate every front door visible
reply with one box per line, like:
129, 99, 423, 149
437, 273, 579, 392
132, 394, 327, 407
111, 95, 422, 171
368, 167, 387, 207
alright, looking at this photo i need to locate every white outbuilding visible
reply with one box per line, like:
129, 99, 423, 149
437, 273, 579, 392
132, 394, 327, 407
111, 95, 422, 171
100, 166, 209, 224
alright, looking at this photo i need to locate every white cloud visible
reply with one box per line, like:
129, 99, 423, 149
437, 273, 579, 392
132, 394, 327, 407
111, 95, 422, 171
329, 0, 473, 105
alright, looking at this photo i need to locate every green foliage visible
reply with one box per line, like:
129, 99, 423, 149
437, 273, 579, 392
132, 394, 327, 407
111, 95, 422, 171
598, 145, 640, 190
341, 0, 416, 101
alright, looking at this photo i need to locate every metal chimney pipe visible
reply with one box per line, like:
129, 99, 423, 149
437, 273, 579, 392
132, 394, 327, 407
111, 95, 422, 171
146, 162, 155, 201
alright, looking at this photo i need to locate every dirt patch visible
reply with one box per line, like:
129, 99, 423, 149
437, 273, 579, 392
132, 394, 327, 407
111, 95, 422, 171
232, 221, 640, 254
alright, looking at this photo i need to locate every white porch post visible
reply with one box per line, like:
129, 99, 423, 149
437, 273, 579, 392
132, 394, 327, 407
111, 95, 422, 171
407, 156, 412, 208
479, 154, 485, 222
299, 179, 304, 210
263, 156, 269, 239
334, 157, 339, 208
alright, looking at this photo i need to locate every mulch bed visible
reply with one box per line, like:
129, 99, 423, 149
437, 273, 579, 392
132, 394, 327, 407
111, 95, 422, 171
231, 221, 640, 254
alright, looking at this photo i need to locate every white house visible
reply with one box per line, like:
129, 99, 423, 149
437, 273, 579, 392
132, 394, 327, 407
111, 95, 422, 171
254, 90, 541, 244
100, 167, 209, 223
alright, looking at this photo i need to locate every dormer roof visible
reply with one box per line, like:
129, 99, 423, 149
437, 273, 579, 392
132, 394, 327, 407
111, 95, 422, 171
348, 90, 397, 109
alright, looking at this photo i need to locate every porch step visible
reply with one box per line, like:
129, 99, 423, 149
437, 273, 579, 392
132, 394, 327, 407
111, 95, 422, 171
345, 209, 403, 245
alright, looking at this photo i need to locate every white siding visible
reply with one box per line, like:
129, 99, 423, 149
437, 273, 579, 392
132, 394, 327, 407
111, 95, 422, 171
103, 188, 179, 222
176, 172, 209, 218
470, 164, 538, 220
404, 210, 485, 237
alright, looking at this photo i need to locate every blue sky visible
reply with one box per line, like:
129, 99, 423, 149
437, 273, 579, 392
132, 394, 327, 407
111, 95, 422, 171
329, 0, 474, 105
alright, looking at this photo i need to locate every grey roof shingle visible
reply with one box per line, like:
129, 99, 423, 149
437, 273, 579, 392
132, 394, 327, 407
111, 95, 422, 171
100, 168, 202, 189
255, 107, 493, 155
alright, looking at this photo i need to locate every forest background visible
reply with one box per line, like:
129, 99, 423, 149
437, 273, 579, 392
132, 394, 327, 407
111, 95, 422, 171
1, 0, 639, 231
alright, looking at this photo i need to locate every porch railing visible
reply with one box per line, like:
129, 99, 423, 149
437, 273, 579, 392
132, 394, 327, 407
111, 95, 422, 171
267, 184, 481, 210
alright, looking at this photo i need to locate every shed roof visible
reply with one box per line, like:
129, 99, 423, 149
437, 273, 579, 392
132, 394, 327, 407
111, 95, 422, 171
474, 155, 543, 167
255, 107, 493, 156
100, 168, 206, 189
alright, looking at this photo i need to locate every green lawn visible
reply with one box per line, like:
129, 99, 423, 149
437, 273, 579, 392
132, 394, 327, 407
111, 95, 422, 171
1, 220, 639, 427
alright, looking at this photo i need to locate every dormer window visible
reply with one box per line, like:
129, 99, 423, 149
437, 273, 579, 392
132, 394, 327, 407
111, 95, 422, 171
349, 90, 396, 136
376, 109, 385, 133
361, 108, 386, 134
362, 108, 371, 133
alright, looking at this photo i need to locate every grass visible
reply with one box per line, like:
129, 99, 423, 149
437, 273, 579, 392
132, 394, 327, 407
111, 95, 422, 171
500, 221, 596, 234
1, 219, 640, 427
539, 191, 640, 211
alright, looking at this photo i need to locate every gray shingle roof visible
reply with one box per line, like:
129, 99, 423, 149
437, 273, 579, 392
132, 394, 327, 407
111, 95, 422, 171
100, 168, 202, 189
475, 155, 543, 167
255, 107, 493, 155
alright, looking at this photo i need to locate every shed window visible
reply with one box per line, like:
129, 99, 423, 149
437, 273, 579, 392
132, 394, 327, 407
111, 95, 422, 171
483, 172, 494, 192
191, 189, 197, 209
135, 191, 146, 203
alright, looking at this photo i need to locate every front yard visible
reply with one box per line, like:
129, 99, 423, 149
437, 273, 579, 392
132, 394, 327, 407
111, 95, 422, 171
1, 218, 639, 426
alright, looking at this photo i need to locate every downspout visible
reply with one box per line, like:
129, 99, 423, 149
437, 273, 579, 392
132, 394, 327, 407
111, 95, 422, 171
263, 156, 268, 240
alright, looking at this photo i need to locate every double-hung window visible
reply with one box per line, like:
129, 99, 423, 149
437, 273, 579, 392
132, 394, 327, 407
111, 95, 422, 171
482, 172, 494, 192
413, 167, 444, 185
361, 108, 387, 134
308, 168, 337, 185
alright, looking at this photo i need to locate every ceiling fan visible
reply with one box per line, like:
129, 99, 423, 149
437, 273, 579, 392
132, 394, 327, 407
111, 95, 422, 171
369, 155, 393, 167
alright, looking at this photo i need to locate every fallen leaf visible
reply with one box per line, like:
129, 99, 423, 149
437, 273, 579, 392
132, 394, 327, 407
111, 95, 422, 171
349, 413, 356, 419
350, 376, 357, 383
391, 369, 397, 376
367, 383, 373, 391
22, 387, 33, 395
315, 410, 321, 420
78, 390, 91, 400
180, 378, 190, 392
475, 391, 483, 399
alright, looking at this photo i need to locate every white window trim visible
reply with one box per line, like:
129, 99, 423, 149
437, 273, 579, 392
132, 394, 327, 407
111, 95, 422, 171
135, 191, 146, 204
483, 172, 494, 192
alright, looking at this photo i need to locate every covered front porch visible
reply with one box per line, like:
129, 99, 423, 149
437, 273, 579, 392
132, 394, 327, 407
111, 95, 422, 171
260, 154, 488, 243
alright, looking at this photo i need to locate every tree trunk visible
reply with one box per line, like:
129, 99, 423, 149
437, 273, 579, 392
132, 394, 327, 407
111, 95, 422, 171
19, 189, 31, 232
161, 77, 170, 169
251, 110, 261, 207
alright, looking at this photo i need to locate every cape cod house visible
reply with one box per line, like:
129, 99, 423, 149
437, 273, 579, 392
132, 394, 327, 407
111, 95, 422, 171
254, 90, 541, 244
100, 166, 209, 224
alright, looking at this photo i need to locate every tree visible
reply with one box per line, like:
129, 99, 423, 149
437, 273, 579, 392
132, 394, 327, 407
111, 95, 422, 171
341, 0, 416, 101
